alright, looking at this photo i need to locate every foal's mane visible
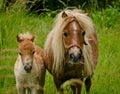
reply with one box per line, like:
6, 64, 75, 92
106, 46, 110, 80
44, 9, 96, 77
18, 32, 34, 41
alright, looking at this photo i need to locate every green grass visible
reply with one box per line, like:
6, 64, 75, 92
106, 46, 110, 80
0, 3, 120, 94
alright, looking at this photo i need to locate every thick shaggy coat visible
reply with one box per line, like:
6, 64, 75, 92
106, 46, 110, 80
14, 32, 46, 94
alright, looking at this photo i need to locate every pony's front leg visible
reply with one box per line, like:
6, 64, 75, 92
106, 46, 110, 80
71, 85, 82, 94
54, 77, 64, 94
58, 87, 64, 94
85, 76, 92, 94
76, 86, 82, 94
71, 86, 76, 94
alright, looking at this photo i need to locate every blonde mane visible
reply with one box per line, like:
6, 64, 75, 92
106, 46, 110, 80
44, 9, 96, 77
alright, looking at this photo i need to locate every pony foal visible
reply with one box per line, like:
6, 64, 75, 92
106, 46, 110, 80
14, 32, 46, 94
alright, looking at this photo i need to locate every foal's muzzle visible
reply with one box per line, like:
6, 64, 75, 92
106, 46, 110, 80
24, 63, 32, 73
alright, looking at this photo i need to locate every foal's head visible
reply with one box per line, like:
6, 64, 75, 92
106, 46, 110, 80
62, 12, 87, 64
16, 33, 35, 73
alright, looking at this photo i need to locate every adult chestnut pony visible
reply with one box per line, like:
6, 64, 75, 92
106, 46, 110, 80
44, 9, 98, 94
14, 32, 46, 94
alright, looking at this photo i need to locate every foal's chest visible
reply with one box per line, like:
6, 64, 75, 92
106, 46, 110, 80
18, 71, 40, 85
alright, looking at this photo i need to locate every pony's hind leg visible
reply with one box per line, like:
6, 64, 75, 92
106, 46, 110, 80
85, 76, 92, 94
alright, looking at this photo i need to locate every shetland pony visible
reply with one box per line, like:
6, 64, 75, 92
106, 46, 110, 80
44, 9, 98, 94
14, 32, 46, 94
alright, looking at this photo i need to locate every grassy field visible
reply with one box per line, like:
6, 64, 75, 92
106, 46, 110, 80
0, 2, 120, 94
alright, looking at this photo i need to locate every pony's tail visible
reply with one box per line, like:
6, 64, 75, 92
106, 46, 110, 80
60, 79, 83, 90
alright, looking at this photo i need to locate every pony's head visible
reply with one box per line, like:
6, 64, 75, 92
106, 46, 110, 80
45, 9, 95, 76
16, 32, 35, 73
62, 11, 87, 64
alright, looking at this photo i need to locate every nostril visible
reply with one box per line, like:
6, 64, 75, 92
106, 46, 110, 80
69, 53, 74, 60
77, 53, 82, 60
24, 65, 32, 73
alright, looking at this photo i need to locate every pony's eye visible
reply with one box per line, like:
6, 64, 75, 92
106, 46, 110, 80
63, 32, 68, 37
32, 51, 35, 55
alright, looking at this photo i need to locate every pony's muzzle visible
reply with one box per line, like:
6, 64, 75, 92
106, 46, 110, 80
69, 52, 82, 62
68, 46, 82, 63
24, 63, 32, 73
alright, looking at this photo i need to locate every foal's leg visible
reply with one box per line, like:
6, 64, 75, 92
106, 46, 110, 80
16, 86, 25, 94
26, 88, 31, 94
31, 88, 39, 94
31, 87, 43, 94
85, 76, 92, 94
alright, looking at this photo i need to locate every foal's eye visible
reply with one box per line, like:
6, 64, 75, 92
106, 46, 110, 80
63, 32, 68, 37
19, 52, 22, 55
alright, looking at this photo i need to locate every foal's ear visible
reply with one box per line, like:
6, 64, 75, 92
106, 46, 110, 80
82, 31, 87, 45
16, 35, 23, 43
62, 11, 68, 18
85, 12, 90, 16
31, 35, 35, 42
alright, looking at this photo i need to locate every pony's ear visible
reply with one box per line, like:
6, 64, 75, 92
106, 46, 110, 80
82, 31, 85, 36
82, 31, 87, 45
62, 11, 68, 18
16, 35, 23, 43
31, 35, 35, 42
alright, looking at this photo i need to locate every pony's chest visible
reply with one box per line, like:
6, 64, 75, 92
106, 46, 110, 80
64, 64, 84, 78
